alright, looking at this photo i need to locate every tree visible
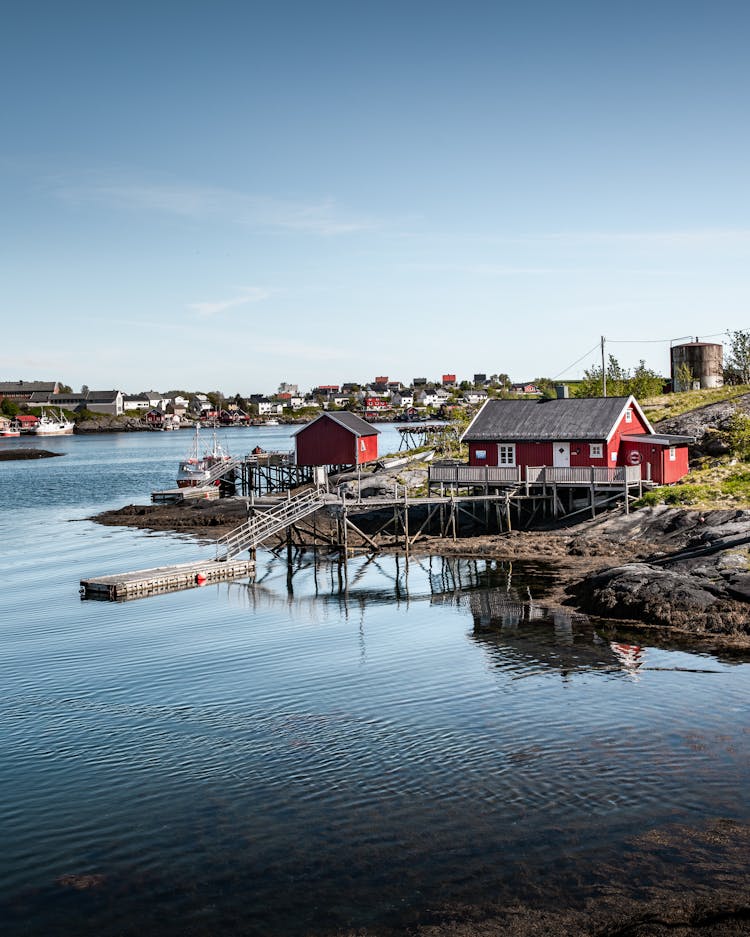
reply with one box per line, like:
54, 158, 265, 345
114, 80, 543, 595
674, 361, 695, 393
724, 330, 750, 385
1, 398, 19, 417
534, 377, 557, 399
725, 408, 750, 459
496, 373, 511, 390
58, 383, 72, 393
629, 360, 665, 398
575, 355, 659, 398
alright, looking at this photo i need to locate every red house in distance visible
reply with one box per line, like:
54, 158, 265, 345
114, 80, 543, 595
294, 412, 380, 469
461, 396, 691, 485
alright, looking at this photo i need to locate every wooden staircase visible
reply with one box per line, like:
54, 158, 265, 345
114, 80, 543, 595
216, 489, 331, 559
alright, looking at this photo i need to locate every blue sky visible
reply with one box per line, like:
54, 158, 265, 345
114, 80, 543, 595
2, 0, 748, 393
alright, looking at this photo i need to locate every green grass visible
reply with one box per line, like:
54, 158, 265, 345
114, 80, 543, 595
640, 385, 750, 423
635, 461, 750, 508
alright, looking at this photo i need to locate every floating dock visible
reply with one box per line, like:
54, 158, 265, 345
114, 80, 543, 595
80, 558, 255, 601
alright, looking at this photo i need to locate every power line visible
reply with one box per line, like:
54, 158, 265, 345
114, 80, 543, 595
607, 330, 729, 344
552, 342, 600, 380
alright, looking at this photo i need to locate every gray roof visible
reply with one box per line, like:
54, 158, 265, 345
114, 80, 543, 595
462, 396, 641, 442
86, 390, 121, 403
293, 411, 380, 437
0, 381, 58, 394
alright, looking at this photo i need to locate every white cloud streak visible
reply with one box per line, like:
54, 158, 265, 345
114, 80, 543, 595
187, 288, 272, 317
53, 173, 375, 236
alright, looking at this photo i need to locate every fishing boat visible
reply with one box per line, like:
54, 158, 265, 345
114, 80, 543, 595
176, 425, 235, 491
0, 419, 21, 437
264, 418, 280, 426
33, 409, 74, 436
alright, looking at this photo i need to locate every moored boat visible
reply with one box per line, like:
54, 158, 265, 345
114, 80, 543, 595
33, 409, 74, 436
0, 419, 21, 437
176, 425, 235, 492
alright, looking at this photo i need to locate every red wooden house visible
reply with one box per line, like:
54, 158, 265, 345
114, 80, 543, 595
462, 396, 691, 484
294, 412, 379, 468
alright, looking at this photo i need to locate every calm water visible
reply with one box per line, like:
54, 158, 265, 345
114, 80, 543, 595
1, 427, 749, 936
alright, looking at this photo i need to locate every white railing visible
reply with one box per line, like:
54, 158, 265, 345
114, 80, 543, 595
429, 464, 641, 487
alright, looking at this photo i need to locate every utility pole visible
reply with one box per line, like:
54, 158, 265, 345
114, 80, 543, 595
601, 335, 607, 397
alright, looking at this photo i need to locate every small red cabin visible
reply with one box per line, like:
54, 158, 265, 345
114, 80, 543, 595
462, 396, 691, 485
294, 412, 379, 468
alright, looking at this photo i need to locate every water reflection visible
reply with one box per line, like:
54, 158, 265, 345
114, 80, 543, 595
222, 551, 655, 680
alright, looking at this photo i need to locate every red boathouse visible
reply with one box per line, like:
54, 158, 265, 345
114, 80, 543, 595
461, 395, 691, 485
294, 412, 379, 468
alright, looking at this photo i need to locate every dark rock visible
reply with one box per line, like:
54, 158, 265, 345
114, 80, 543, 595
0, 448, 63, 460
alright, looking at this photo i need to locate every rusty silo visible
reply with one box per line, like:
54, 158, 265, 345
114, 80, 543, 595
671, 339, 723, 391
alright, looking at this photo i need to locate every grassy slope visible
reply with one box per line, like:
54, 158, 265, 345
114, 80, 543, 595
635, 385, 750, 509
639, 384, 750, 422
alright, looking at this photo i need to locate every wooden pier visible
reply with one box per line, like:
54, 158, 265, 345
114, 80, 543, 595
80, 558, 256, 601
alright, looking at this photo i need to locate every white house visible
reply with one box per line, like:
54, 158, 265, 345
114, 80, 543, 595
258, 399, 284, 416
123, 393, 151, 412
391, 391, 414, 408
463, 390, 489, 405
416, 388, 449, 408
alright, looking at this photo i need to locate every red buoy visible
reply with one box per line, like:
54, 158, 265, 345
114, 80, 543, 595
195, 572, 207, 585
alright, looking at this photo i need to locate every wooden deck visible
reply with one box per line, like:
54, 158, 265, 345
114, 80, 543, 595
80, 558, 255, 601
429, 464, 642, 489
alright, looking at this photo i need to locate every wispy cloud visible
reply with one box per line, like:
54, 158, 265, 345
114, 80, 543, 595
187, 287, 272, 317
52, 172, 375, 236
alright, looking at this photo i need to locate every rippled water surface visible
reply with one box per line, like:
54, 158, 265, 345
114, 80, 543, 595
1, 428, 749, 936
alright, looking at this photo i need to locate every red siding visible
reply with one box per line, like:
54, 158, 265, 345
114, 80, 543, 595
620, 439, 690, 484
357, 433, 378, 465
295, 416, 378, 466
662, 445, 689, 483
609, 404, 650, 465
516, 442, 554, 466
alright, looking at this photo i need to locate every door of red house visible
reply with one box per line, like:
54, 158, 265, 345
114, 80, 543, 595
553, 442, 570, 467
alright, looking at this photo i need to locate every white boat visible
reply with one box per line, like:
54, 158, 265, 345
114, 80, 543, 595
176, 425, 234, 489
33, 409, 74, 436
265, 419, 280, 426
0, 419, 21, 437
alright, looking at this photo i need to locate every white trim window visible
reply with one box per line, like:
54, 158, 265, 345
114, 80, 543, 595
589, 443, 603, 459
625, 409, 633, 423
497, 443, 516, 466
669, 446, 676, 461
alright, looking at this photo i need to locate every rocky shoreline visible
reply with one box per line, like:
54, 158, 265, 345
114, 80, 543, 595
91, 496, 750, 649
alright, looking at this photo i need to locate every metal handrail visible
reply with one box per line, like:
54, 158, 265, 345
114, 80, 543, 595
217, 489, 327, 558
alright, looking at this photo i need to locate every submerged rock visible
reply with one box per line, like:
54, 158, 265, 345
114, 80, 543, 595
0, 448, 63, 460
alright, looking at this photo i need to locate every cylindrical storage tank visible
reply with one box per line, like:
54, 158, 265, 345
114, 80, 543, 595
671, 341, 723, 391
